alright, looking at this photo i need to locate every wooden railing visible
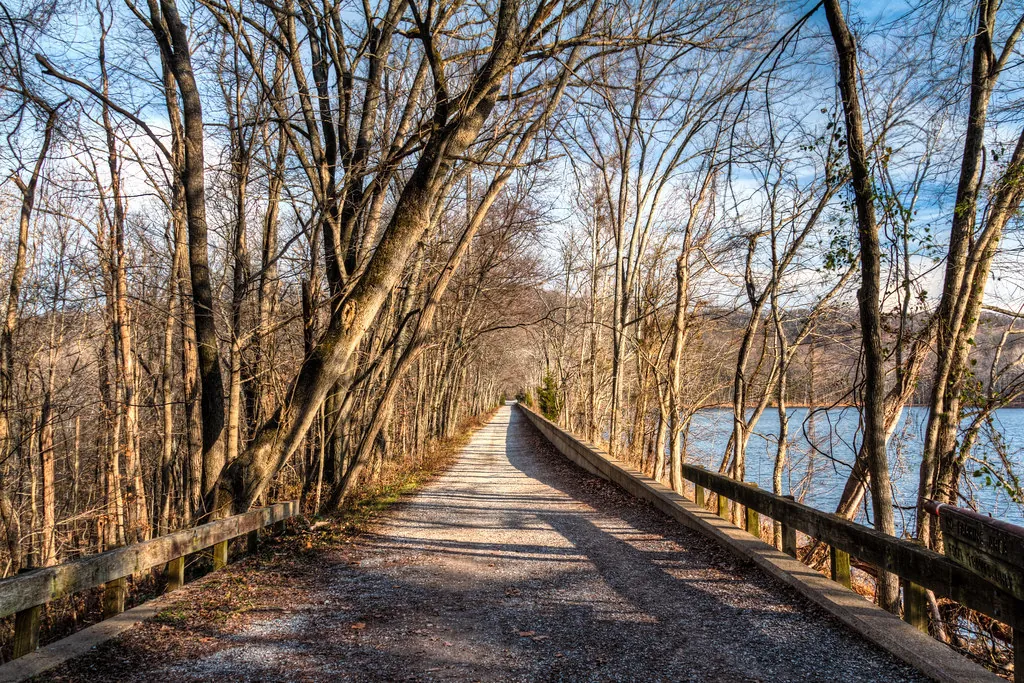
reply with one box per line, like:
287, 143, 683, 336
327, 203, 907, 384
0, 500, 298, 661
516, 404, 1023, 681
680, 465, 1019, 615
685, 469, 1023, 679
680, 465, 1022, 623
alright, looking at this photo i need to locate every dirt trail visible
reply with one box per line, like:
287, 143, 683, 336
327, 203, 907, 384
42, 405, 928, 682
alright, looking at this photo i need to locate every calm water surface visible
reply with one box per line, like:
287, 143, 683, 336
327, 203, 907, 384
685, 407, 1024, 532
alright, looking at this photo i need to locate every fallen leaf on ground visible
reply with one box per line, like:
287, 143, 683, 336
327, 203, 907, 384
517, 630, 535, 637
351, 622, 366, 629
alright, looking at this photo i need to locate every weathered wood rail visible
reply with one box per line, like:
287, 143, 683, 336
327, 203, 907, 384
925, 499, 1024, 601
679, 465, 1023, 624
0, 500, 297, 662
517, 403, 1018, 682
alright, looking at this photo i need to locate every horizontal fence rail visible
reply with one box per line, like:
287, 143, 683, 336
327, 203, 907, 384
516, 403, 1023, 681
924, 499, 1024, 602
679, 463, 1022, 628
0, 500, 298, 661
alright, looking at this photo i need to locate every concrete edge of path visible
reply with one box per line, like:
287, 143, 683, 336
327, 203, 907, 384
0, 569, 221, 683
515, 403, 1002, 683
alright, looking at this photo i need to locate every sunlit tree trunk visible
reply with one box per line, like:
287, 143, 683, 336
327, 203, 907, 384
98, 16, 148, 540
0, 104, 58, 571
823, 0, 899, 611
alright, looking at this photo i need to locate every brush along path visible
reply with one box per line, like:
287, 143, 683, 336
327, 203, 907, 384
40, 406, 927, 682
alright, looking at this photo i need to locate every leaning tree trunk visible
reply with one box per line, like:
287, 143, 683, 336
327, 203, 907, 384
915, 0, 1024, 546
215, 12, 528, 512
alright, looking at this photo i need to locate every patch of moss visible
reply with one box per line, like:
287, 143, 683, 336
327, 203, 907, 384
153, 607, 189, 625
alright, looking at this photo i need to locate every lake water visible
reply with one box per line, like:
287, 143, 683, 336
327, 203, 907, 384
684, 406, 1024, 532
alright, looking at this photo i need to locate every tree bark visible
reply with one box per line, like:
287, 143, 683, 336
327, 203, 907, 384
146, 0, 227, 511
216, 1, 527, 511
823, 0, 899, 612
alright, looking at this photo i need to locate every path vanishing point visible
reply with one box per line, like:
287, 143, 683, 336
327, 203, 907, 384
32, 405, 944, 681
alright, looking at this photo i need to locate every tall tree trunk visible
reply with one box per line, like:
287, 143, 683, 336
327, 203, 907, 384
249, 121, 286, 430
0, 105, 58, 572
98, 335, 125, 549
98, 22, 148, 540
158, 51, 205, 524
668, 252, 689, 493
823, 0, 899, 612
609, 258, 626, 457
178, 233, 203, 522
159, 231, 181, 534
915, 0, 1024, 546
147, 0, 227, 512
226, 164, 249, 468
224, 62, 251, 469
588, 213, 601, 443
38, 385, 56, 566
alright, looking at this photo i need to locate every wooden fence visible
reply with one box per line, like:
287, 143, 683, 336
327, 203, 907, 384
679, 465, 1022, 628
0, 500, 298, 661
517, 404, 1023, 681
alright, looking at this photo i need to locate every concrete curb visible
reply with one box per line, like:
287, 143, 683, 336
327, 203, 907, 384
516, 404, 1002, 683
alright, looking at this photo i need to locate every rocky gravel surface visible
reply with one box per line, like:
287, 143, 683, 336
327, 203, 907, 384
40, 405, 930, 682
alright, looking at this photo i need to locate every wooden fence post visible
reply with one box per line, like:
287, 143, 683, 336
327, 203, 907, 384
781, 495, 797, 558
745, 484, 759, 538
102, 576, 126, 619
902, 578, 928, 634
12, 561, 41, 659
12, 564, 41, 659
12, 605, 40, 659
247, 529, 259, 555
717, 493, 729, 520
213, 540, 228, 570
166, 556, 185, 591
830, 546, 852, 588
694, 484, 704, 508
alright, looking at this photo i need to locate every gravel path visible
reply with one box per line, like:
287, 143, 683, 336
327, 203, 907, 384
48, 405, 930, 682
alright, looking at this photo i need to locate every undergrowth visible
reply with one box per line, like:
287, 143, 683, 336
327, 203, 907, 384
2, 407, 499, 666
